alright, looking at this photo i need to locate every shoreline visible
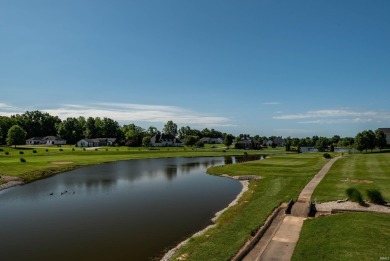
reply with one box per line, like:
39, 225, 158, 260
0, 175, 24, 191
161, 175, 258, 261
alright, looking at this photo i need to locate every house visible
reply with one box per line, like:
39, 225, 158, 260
26, 136, 66, 145
150, 134, 183, 147
263, 137, 285, 147
235, 135, 261, 150
199, 137, 223, 144
378, 128, 390, 145
26, 137, 44, 145
300, 147, 319, 153
76, 138, 117, 147
42, 136, 67, 145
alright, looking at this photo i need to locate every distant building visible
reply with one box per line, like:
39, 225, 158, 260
300, 147, 319, 153
199, 137, 223, 144
378, 128, 390, 145
150, 134, 183, 147
235, 135, 261, 150
26, 136, 66, 145
76, 138, 117, 147
263, 136, 285, 147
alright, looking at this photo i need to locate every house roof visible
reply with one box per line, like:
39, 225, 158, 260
26, 137, 43, 141
379, 128, 390, 133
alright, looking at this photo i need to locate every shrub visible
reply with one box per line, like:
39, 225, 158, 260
0, 148, 3, 151
366, 189, 386, 205
106, 148, 108, 151
346, 188, 364, 205
244, 152, 248, 155
59, 149, 63, 151
323, 153, 331, 159
83, 148, 86, 151
20, 158, 26, 162
33, 150, 37, 153
95, 149, 98, 151
19, 151, 24, 155
46, 149, 49, 152
72, 148, 75, 151
5, 151, 9, 155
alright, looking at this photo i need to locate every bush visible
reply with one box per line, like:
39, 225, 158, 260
72, 148, 75, 151
366, 189, 386, 205
33, 150, 37, 153
323, 153, 331, 159
83, 148, 86, 151
5, 151, 9, 155
19, 151, 24, 155
0, 148, 3, 151
46, 149, 49, 152
20, 158, 26, 162
59, 149, 63, 151
346, 188, 364, 205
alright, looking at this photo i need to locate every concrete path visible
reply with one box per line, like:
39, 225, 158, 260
242, 156, 341, 261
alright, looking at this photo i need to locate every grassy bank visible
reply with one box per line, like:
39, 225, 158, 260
171, 153, 328, 260
292, 212, 390, 260
312, 151, 390, 202
0, 145, 269, 183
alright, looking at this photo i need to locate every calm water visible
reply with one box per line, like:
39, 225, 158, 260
0, 155, 262, 261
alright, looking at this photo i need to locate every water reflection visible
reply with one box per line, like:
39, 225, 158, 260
0, 155, 265, 261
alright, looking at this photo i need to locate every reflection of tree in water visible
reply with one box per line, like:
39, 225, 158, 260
165, 167, 178, 180
85, 178, 117, 190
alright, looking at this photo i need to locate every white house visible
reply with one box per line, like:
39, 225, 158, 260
150, 134, 183, 147
26, 136, 66, 145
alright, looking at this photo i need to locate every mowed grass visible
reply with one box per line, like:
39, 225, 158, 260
171, 153, 328, 261
312, 151, 390, 202
0, 145, 266, 182
292, 212, 390, 261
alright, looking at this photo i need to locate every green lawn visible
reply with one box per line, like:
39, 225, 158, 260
312, 151, 390, 202
292, 212, 390, 261
171, 153, 328, 260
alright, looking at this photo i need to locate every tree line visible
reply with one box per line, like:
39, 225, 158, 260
284, 129, 387, 152
1, 111, 387, 151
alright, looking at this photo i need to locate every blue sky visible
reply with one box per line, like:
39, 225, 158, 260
1, 0, 389, 137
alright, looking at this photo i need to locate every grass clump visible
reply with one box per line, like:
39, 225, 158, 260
366, 189, 386, 205
346, 187, 364, 205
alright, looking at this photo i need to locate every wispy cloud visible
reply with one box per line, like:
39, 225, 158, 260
273, 109, 390, 124
0, 102, 233, 127
263, 102, 281, 105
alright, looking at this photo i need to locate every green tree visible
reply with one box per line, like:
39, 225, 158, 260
56, 118, 84, 144
354, 132, 366, 152
375, 129, 387, 151
196, 140, 205, 148
147, 126, 158, 137
315, 137, 329, 152
184, 136, 197, 147
0, 127, 2, 144
224, 134, 234, 149
122, 124, 145, 146
142, 136, 151, 147
364, 130, 376, 152
163, 120, 178, 136
6, 125, 27, 148
0, 116, 16, 144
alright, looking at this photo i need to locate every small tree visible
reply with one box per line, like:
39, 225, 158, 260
185, 136, 197, 147
6, 125, 27, 148
224, 134, 233, 149
142, 136, 151, 147
375, 129, 387, 151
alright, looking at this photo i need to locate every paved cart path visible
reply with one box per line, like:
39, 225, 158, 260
242, 156, 341, 261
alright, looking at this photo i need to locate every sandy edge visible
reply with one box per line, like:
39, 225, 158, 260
160, 178, 251, 261
0, 176, 24, 191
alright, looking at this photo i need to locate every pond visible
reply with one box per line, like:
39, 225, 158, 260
0, 155, 263, 260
